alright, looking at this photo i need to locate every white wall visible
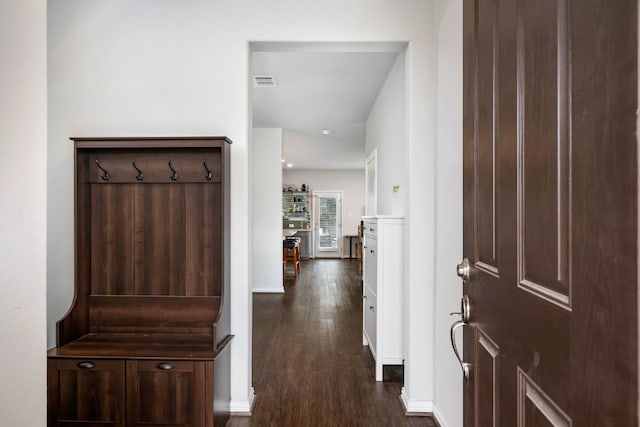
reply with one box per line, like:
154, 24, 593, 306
47, 0, 437, 413
366, 48, 438, 414
433, 1, 464, 426
365, 52, 406, 216
252, 128, 284, 293
283, 169, 365, 256
282, 128, 365, 170
0, 1, 47, 425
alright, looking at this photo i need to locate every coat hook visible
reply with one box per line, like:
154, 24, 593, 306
131, 160, 144, 181
95, 159, 109, 181
168, 161, 178, 181
203, 160, 212, 181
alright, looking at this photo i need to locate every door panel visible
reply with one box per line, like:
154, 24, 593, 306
364, 236, 378, 295
517, 368, 571, 427
463, 0, 638, 425
48, 359, 126, 427
517, 0, 570, 305
476, 0, 500, 274
364, 290, 378, 356
126, 360, 206, 427
476, 328, 499, 427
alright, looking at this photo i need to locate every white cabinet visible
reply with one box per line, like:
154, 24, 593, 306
361, 216, 404, 381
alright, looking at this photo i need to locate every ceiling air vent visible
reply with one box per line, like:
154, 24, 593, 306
253, 75, 278, 88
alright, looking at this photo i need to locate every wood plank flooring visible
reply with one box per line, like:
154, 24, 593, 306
228, 259, 437, 427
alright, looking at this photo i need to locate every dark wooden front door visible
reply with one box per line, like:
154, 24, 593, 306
462, 1, 638, 425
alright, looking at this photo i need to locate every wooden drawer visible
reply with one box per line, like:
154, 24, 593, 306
49, 358, 215, 427
48, 359, 125, 427
126, 360, 209, 427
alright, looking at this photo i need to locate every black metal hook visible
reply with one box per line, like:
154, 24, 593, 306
95, 160, 109, 181
131, 160, 144, 181
203, 160, 212, 181
168, 161, 178, 181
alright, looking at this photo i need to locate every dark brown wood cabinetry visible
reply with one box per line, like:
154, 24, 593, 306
48, 137, 233, 427
126, 360, 208, 426
48, 359, 126, 426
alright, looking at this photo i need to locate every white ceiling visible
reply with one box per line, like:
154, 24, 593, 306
252, 50, 400, 170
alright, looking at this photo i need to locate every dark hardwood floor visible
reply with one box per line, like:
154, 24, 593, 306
228, 259, 437, 427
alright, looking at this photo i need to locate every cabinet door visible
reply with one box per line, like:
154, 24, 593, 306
48, 358, 125, 427
126, 360, 208, 427
363, 221, 376, 237
363, 289, 378, 357
363, 236, 378, 296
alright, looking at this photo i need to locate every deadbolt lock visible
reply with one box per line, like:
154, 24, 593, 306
456, 258, 470, 282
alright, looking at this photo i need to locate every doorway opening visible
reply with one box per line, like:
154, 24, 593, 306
248, 41, 409, 418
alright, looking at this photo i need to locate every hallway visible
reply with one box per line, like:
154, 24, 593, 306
228, 259, 437, 427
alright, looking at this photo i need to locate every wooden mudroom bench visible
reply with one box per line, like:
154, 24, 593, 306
47, 137, 233, 427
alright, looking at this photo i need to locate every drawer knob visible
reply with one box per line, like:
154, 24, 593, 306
76, 361, 95, 369
369, 306, 374, 311
156, 362, 175, 370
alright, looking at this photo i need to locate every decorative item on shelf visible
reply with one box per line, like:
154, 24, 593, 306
301, 184, 307, 192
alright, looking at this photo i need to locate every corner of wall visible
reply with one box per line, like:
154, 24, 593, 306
251, 128, 284, 293
432, 1, 464, 427
364, 52, 407, 216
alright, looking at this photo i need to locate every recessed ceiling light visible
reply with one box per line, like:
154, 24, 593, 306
321, 129, 332, 135
281, 158, 285, 162
286, 163, 293, 168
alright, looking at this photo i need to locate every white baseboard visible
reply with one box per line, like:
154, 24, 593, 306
431, 403, 450, 427
229, 387, 255, 415
252, 286, 285, 294
400, 387, 433, 414
399, 390, 450, 426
